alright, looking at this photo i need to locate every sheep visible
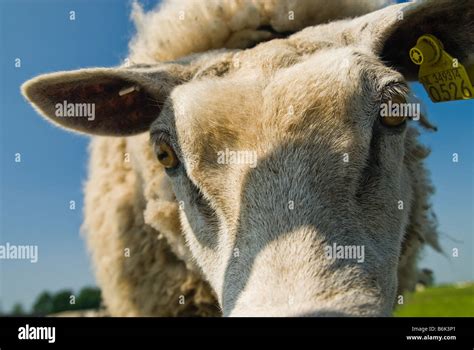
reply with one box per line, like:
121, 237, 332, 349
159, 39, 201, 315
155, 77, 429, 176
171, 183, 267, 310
21, 0, 471, 316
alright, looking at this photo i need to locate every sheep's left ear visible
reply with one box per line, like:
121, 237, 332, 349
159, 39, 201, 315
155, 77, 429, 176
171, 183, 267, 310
22, 64, 190, 136
354, 0, 474, 80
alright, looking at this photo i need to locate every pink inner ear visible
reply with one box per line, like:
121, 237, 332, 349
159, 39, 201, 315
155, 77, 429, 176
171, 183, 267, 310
45, 77, 161, 136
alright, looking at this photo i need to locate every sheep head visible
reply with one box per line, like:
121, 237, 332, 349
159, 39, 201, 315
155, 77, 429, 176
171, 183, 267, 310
22, 0, 472, 316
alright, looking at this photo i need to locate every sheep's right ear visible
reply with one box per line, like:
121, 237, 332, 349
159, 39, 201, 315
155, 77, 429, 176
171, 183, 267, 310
21, 65, 189, 136
353, 0, 474, 81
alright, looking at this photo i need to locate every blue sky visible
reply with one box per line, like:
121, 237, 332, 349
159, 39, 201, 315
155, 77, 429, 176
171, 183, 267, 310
0, 0, 472, 312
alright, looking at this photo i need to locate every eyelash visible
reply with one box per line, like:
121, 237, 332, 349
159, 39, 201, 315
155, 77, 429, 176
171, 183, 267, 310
380, 82, 409, 102
151, 130, 171, 147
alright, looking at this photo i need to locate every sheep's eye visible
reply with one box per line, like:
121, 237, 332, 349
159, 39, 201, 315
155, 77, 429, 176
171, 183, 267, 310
156, 141, 179, 169
379, 93, 408, 127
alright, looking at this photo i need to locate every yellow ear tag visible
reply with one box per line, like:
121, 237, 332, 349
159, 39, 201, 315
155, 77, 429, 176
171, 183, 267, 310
409, 34, 474, 102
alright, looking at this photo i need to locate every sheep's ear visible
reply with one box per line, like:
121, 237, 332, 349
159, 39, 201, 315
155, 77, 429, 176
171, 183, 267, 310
355, 0, 474, 80
22, 65, 188, 136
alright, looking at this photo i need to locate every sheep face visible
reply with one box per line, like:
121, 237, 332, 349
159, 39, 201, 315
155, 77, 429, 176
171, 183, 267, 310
22, 0, 472, 316
158, 45, 416, 317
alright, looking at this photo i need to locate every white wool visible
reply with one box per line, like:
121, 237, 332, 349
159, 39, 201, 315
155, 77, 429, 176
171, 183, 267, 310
129, 0, 393, 63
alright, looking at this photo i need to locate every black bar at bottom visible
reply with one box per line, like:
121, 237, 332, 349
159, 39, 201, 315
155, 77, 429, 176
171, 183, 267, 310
0, 317, 472, 346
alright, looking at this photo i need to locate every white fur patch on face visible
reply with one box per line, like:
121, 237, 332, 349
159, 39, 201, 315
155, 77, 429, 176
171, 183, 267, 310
161, 42, 418, 316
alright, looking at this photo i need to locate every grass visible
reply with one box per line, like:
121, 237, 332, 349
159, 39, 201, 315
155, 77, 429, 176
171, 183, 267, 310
394, 283, 474, 317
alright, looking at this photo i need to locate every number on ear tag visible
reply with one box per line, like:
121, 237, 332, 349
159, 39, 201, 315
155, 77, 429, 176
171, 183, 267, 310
409, 34, 474, 102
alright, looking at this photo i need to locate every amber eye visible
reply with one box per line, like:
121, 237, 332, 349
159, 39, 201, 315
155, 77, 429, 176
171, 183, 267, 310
379, 93, 408, 127
156, 142, 179, 169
